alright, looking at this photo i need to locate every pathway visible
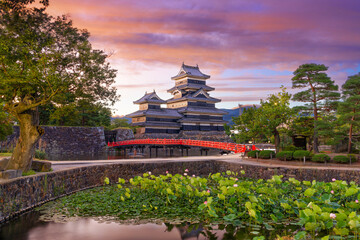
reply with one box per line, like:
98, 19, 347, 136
49, 154, 360, 172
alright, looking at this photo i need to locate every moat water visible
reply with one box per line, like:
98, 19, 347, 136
0, 211, 296, 240
46, 148, 224, 161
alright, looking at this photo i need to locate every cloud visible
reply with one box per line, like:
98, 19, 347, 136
220, 96, 263, 102
216, 87, 285, 93
43, 0, 360, 114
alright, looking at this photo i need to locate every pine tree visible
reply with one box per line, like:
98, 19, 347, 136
338, 73, 360, 153
291, 63, 340, 153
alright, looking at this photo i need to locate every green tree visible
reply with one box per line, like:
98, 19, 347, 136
232, 106, 263, 144
38, 102, 56, 125
291, 63, 340, 153
49, 103, 81, 126
0, 103, 13, 141
258, 87, 294, 152
338, 73, 360, 153
110, 118, 131, 129
0, 0, 119, 171
287, 114, 313, 149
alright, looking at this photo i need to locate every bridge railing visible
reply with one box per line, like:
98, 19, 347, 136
108, 139, 248, 153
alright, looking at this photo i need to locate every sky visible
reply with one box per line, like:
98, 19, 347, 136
44, 0, 360, 116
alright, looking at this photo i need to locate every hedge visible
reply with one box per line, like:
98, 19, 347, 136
276, 151, 294, 161
247, 150, 260, 158
282, 145, 302, 151
259, 150, 276, 159
333, 155, 350, 164
311, 154, 330, 163
293, 150, 311, 160
348, 154, 358, 162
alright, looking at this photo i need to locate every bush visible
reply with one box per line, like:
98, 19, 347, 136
35, 150, 46, 160
247, 150, 260, 158
282, 145, 302, 151
333, 155, 350, 164
276, 151, 294, 161
348, 154, 358, 162
259, 150, 276, 159
293, 150, 312, 160
311, 154, 330, 163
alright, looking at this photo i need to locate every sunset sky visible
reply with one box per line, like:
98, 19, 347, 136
45, 0, 360, 116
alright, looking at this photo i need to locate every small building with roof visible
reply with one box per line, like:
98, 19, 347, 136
127, 63, 227, 137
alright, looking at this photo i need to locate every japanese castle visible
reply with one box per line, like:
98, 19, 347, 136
127, 63, 227, 136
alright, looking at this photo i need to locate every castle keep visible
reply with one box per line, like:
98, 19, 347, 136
127, 63, 227, 136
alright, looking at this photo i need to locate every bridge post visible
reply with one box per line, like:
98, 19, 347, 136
181, 147, 184, 156
186, 148, 189, 156
156, 147, 158, 157
149, 146, 152, 158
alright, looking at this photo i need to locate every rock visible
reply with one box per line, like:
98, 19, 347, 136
1, 169, 22, 179
31, 160, 52, 172
0, 158, 10, 171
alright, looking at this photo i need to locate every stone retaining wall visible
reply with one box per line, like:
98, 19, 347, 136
2, 160, 360, 224
0, 126, 106, 160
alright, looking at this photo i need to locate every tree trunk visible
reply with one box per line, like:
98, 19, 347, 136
274, 129, 280, 153
313, 105, 319, 153
348, 123, 353, 154
5, 108, 44, 171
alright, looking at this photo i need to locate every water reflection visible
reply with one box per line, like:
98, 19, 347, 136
46, 148, 223, 161
0, 211, 297, 240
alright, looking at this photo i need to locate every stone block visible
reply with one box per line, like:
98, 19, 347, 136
31, 160, 52, 172
1, 169, 22, 179
0, 158, 10, 171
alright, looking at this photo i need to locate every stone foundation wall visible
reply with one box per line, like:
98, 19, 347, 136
0, 126, 106, 159
2, 160, 360, 224
105, 128, 134, 143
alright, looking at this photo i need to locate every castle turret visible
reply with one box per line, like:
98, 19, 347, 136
167, 64, 227, 131
126, 91, 182, 135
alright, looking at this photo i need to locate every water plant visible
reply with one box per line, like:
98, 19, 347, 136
40, 171, 360, 239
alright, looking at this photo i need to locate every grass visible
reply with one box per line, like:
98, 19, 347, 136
0, 152, 12, 157
22, 170, 36, 176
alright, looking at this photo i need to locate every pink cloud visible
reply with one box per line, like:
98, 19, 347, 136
36, 0, 360, 114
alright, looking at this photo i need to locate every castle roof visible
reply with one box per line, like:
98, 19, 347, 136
171, 63, 210, 80
176, 106, 228, 115
126, 109, 182, 118
167, 88, 221, 103
167, 83, 214, 93
133, 91, 166, 104
132, 121, 180, 128
178, 118, 227, 124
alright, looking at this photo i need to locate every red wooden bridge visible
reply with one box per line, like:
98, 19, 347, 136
108, 139, 253, 153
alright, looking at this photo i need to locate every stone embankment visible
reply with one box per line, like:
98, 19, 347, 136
0, 126, 108, 159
